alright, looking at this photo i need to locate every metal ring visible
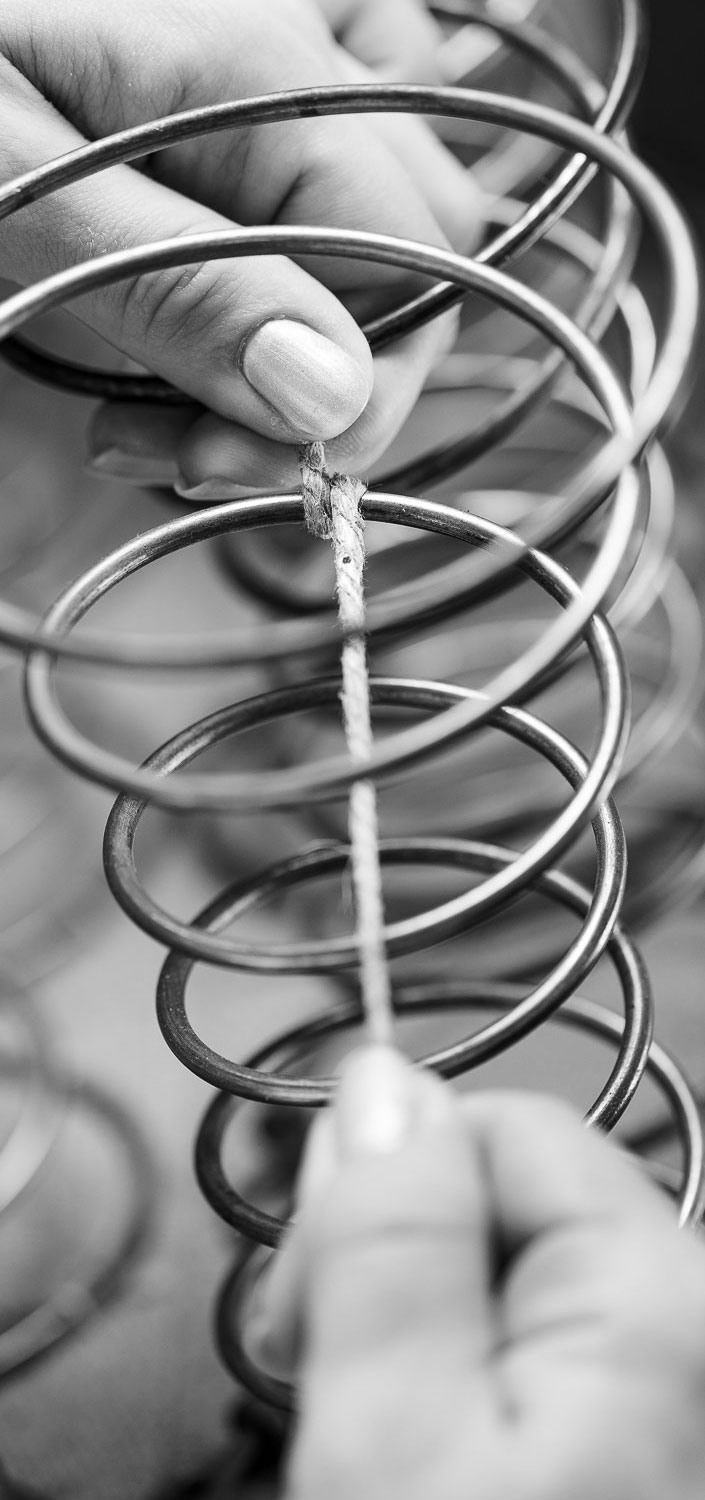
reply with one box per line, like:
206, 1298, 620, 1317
211, 975, 705, 1416
0, 199, 642, 665
156, 840, 637, 1106
0, 86, 693, 483
203, 965, 653, 1246
26, 497, 629, 809
0, 0, 643, 395
106, 670, 626, 963
0, 83, 692, 673
0, 1077, 156, 1380
197, 971, 655, 1251
217, 379, 634, 621
378, 170, 638, 496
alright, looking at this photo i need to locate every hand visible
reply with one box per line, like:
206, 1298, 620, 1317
248, 1048, 705, 1500
0, 0, 481, 496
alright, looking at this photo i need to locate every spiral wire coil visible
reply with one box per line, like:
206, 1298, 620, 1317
0, 0, 703, 1415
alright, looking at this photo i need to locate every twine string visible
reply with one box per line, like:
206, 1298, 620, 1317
300, 441, 394, 1048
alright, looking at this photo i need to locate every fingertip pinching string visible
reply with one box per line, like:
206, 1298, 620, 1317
299, 441, 396, 1053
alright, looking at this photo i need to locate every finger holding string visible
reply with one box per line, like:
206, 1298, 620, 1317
0, 0, 482, 491
262, 440, 497, 1494
90, 306, 457, 500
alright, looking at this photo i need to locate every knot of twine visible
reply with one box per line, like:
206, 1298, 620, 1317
300, 439, 334, 539
299, 441, 394, 1048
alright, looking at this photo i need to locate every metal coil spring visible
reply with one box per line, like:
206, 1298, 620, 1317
0, 980, 155, 1382
0, 0, 703, 1417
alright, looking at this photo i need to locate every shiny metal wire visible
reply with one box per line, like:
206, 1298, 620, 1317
0, 0, 643, 397
0, 89, 693, 665
0, 2, 701, 1412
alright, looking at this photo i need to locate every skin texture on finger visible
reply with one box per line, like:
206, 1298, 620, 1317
0, 62, 375, 440
0, 0, 479, 474
0, 0, 476, 275
35, 0, 479, 271
106, 4, 480, 301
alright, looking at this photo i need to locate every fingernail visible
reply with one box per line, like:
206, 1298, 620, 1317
174, 476, 258, 501
86, 448, 178, 484
239, 320, 371, 439
335, 1046, 417, 1158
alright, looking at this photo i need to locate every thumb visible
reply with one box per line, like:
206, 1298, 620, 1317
0, 55, 375, 444
279, 1048, 496, 1500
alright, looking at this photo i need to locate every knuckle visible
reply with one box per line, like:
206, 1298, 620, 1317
115, 237, 226, 351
